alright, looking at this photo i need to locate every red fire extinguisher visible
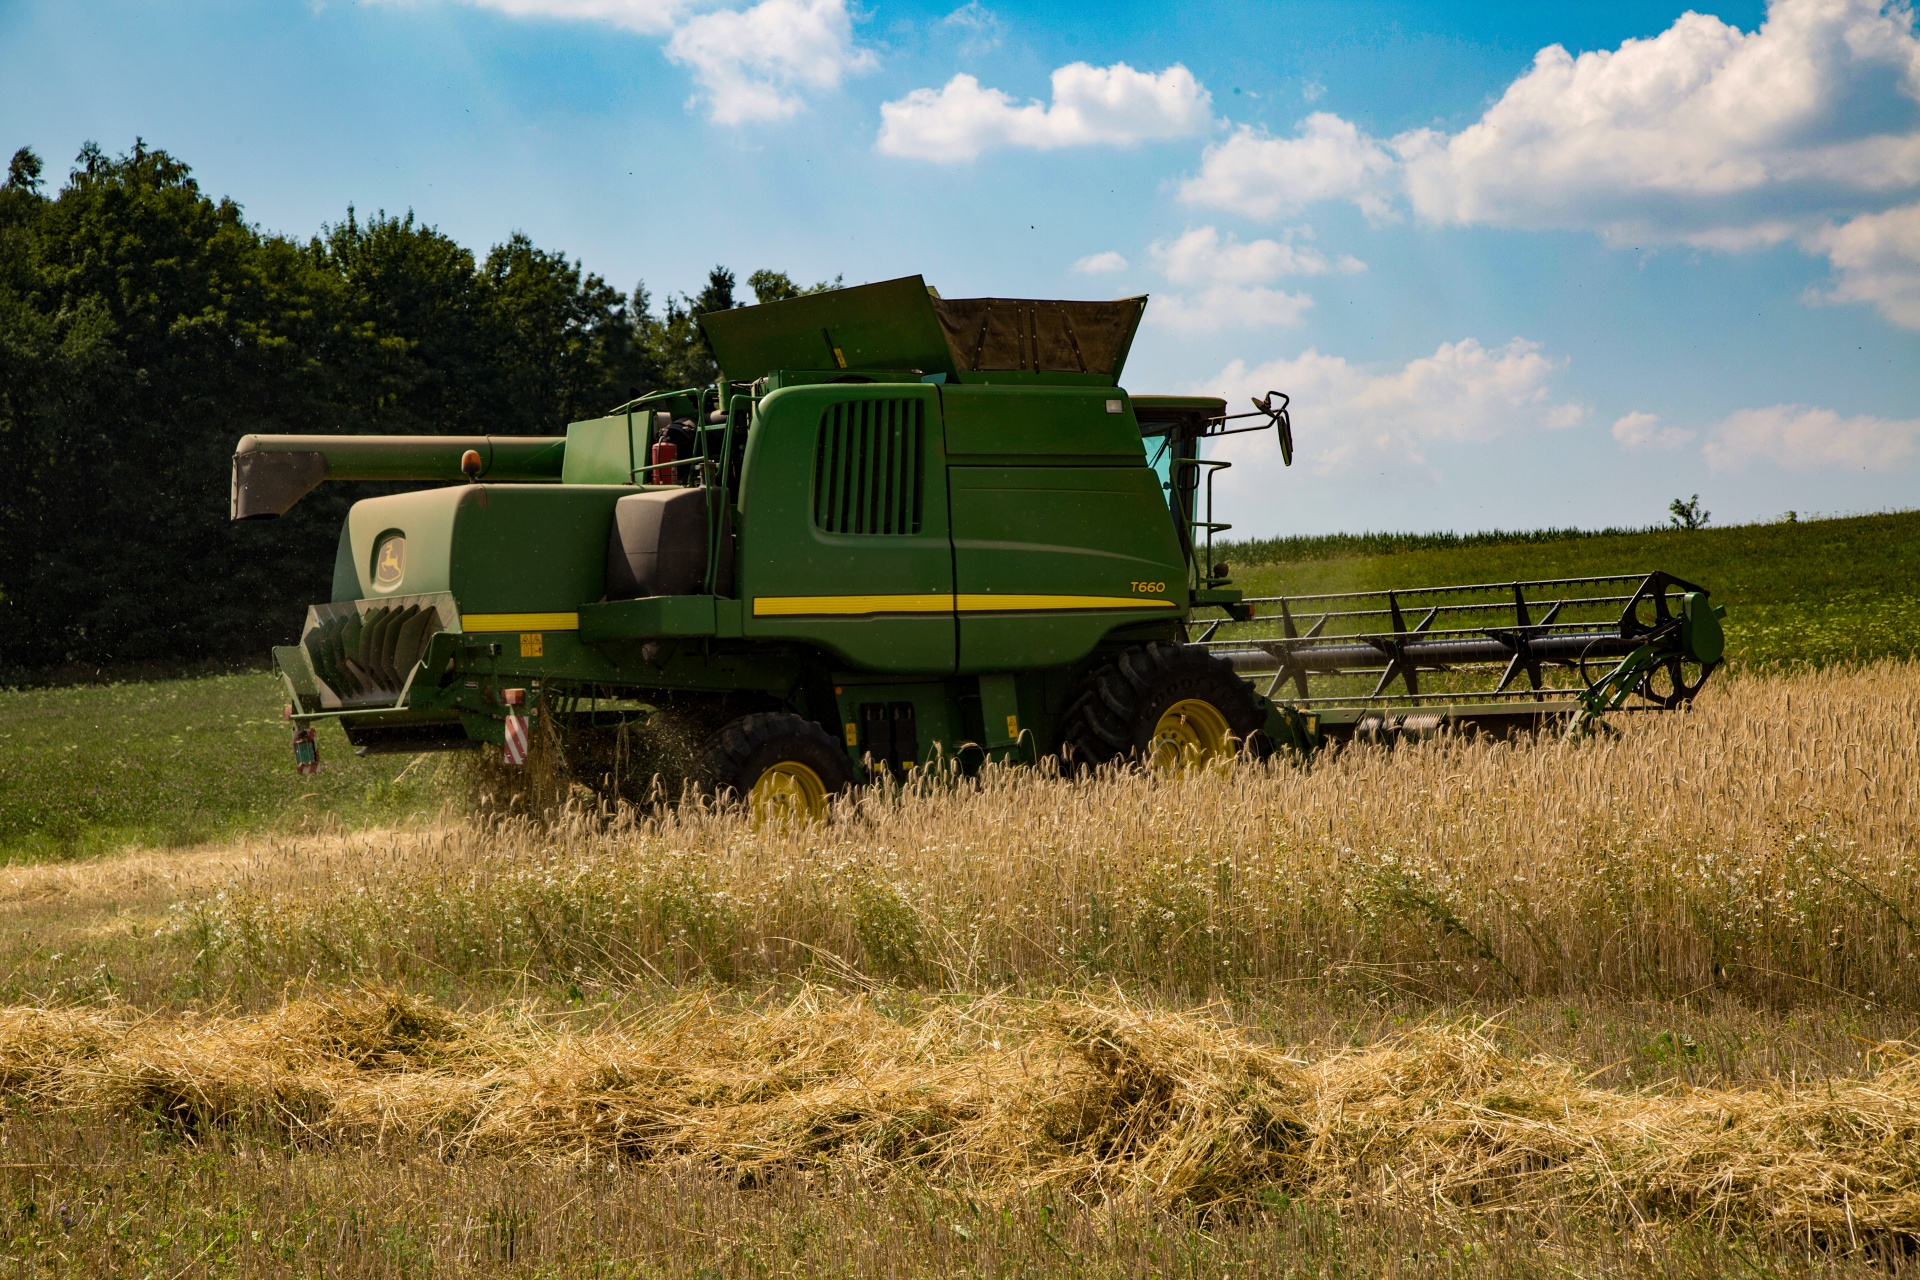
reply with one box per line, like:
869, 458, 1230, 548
650, 439, 679, 486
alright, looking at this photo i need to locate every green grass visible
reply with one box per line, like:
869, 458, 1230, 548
0, 673, 456, 862
1224, 510, 1920, 669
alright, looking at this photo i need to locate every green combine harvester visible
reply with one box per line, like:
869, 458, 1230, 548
232, 276, 1726, 818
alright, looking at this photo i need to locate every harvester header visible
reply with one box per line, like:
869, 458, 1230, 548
229, 274, 1724, 816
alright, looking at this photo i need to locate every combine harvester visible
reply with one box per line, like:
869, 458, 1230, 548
231, 277, 1725, 818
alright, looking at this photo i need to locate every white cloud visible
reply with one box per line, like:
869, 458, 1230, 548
1397, 0, 1920, 244
1703, 403, 1920, 469
1807, 201, 1920, 326
1397, 0, 1920, 247
666, 0, 875, 124
876, 62, 1212, 161
938, 1, 1003, 56
1149, 286, 1315, 332
1178, 114, 1397, 220
1182, 0, 1920, 319
395, 0, 868, 121
417, 0, 684, 33
1139, 226, 1360, 331
1611, 410, 1696, 450
1072, 250, 1129, 274
1202, 338, 1584, 474
1148, 225, 1363, 283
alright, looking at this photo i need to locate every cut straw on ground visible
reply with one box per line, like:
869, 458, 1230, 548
8, 985, 1920, 1240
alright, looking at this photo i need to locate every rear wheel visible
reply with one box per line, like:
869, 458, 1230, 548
1060, 641, 1266, 772
706, 712, 854, 823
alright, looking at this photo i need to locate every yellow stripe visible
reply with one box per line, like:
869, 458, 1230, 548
753, 594, 951, 617
958, 594, 1177, 612
752, 593, 1179, 617
461, 612, 580, 633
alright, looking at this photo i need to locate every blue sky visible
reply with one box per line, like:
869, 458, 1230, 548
4, 0, 1917, 537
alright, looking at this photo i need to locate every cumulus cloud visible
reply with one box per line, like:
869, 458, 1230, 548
1180, 0, 1920, 326
1149, 287, 1315, 332
1395, 0, 1920, 244
1179, 114, 1397, 220
938, 1, 1003, 56
1807, 201, 1920, 326
1138, 226, 1360, 332
667, 0, 875, 123
1202, 339, 1584, 474
1149, 225, 1363, 283
1072, 251, 1129, 274
1611, 410, 1696, 450
1703, 403, 1920, 469
387, 0, 869, 122
876, 62, 1211, 161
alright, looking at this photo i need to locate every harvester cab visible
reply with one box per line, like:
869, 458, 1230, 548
232, 274, 1724, 819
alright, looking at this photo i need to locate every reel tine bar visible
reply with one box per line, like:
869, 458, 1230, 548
1203, 571, 1718, 712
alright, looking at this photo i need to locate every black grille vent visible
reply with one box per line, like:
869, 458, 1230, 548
813, 399, 925, 535
304, 603, 442, 707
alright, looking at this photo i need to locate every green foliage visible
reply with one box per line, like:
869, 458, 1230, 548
0, 140, 827, 674
1231, 510, 1920, 669
1669, 494, 1711, 530
0, 672, 452, 860
633, 264, 737, 393
747, 268, 842, 304
628, 266, 842, 394
1222, 525, 1658, 566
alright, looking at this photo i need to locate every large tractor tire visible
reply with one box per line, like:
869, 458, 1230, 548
1060, 641, 1267, 772
706, 712, 855, 823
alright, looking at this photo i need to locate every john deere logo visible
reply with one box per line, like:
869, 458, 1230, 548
372, 535, 406, 591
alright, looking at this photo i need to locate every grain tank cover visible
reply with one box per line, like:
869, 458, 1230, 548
699, 274, 1146, 385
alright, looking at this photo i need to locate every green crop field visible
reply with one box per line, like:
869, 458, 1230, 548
0, 675, 451, 861
1226, 508, 1920, 670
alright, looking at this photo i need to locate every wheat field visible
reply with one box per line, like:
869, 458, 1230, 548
5, 661, 1920, 1275
181, 661, 1920, 1006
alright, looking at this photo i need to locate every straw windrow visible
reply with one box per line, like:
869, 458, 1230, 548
6, 986, 1920, 1237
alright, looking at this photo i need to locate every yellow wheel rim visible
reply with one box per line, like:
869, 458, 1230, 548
1149, 698, 1234, 771
748, 760, 829, 824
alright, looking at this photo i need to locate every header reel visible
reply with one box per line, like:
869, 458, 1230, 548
1198, 570, 1725, 741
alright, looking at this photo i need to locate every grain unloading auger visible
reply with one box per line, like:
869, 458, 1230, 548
230, 275, 1725, 820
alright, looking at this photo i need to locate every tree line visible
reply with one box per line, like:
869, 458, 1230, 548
0, 141, 829, 676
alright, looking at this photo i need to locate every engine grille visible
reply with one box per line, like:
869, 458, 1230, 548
813, 398, 925, 536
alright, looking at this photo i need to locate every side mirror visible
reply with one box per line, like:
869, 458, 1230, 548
1253, 392, 1293, 467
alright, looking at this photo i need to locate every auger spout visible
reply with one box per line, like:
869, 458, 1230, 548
230, 433, 567, 520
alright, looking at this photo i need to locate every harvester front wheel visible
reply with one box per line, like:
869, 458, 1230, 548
707, 712, 854, 824
1060, 642, 1266, 773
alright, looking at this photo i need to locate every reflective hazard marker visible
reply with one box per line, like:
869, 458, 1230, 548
287, 706, 320, 775
503, 687, 529, 766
